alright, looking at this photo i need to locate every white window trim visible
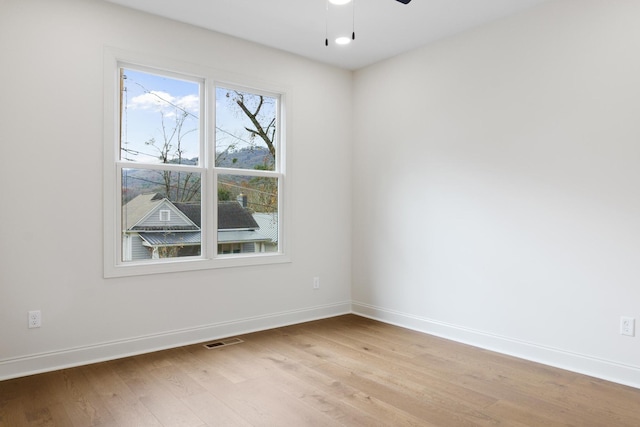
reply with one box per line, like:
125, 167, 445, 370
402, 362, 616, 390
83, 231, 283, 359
103, 47, 291, 278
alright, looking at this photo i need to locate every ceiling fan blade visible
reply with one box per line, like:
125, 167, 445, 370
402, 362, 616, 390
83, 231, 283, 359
396, 0, 412, 4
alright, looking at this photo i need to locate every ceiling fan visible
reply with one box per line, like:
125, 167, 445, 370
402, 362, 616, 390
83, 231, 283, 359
326, 0, 411, 46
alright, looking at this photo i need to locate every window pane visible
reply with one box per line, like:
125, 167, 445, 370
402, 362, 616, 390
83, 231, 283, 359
215, 87, 277, 171
120, 68, 200, 166
122, 168, 202, 204
217, 174, 278, 255
122, 168, 202, 262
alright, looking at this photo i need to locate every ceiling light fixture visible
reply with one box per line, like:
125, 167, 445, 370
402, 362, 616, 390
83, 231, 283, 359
325, 0, 355, 46
325, 0, 411, 46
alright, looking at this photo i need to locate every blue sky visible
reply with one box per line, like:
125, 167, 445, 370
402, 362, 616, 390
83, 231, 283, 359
120, 68, 276, 166
121, 68, 200, 163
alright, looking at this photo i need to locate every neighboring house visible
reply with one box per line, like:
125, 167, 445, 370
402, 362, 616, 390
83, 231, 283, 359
216, 201, 273, 254
122, 193, 273, 261
122, 193, 200, 261
253, 213, 278, 253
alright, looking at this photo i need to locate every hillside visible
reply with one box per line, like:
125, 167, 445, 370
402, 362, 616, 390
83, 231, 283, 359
122, 147, 273, 202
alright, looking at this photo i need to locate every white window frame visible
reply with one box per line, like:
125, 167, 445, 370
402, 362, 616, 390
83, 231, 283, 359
103, 48, 290, 278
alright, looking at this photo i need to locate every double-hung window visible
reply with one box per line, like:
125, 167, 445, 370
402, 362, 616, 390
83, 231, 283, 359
104, 51, 287, 277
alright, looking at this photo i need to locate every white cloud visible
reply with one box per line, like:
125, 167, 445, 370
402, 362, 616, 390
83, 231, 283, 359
129, 91, 199, 117
129, 90, 173, 110
177, 94, 199, 114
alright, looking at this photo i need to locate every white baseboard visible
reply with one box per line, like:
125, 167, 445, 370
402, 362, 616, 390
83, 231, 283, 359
4, 300, 639, 390
352, 301, 640, 390
0, 302, 351, 381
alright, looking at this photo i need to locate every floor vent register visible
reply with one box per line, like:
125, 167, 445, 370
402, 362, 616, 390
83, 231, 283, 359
203, 337, 244, 349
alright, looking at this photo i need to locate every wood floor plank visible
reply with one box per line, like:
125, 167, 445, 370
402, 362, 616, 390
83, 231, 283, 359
238, 340, 393, 427
482, 399, 573, 427
147, 364, 208, 400
80, 362, 162, 427
209, 375, 340, 427
45, 368, 117, 426
180, 391, 252, 427
282, 322, 494, 425
241, 341, 434, 426
138, 394, 205, 427
167, 347, 238, 398
312, 355, 489, 426
296, 320, 500, 409
23, 388, 72, 427
293, 326, 505, 424
1, 314, 640, 426
110, 357, 206, 427
184, 343, 272, 385
187, 337, 425, 426
0, 378, 29, 427
239, 326, 341, 368
402, 342, 613, 426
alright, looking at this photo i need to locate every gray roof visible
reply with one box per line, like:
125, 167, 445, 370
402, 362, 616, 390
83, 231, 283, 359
125, 194, 261, 232
217, 201, 259, 230
173, 201, 261, 230
123, 193, 163, 228
138, 230, 271, 246
218, 230, 271, 243
173, 202, 201, 226
253, 213, 278, 243
139, 231, 201, 246
173, 201, 259, 230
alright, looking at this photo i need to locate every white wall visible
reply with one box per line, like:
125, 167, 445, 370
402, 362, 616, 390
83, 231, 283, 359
0, 0, 352, 379
352, 0, 640, 388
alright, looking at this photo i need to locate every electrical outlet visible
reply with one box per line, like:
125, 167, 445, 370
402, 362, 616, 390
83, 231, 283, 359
313, 277, 320, 290
620, 316, 635, 337
28, 310, 41, 329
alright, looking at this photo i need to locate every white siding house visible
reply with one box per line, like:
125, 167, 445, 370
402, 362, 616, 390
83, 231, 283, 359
122, 194, 274, 260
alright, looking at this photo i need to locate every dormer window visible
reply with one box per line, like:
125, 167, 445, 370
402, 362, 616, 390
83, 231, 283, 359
159, 210, 171, 222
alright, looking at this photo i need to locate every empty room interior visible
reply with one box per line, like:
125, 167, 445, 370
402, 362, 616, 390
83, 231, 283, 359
1, 0, 640, 425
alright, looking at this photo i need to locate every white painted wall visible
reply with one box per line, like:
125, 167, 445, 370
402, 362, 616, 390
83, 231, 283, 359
352, 0, 640, 387
0, 0, 352, 379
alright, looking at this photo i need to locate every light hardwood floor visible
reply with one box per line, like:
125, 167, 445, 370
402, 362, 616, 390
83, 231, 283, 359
1, 314, 639, 426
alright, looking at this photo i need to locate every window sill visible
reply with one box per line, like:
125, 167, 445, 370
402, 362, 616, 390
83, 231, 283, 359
104, 252, 291, 279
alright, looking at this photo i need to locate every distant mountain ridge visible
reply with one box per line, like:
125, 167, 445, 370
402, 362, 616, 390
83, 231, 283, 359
122, 147, 273, 202
217, 146, 273, 169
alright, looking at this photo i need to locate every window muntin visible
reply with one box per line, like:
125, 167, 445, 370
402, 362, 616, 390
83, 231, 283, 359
106, 56, 287, 276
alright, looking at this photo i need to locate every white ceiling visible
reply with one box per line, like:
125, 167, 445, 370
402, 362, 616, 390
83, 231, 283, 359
103, 0, 552, 70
